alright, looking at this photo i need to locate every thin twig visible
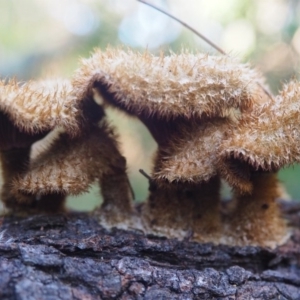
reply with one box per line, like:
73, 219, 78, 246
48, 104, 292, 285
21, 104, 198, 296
137, 0, 274, 101
139, 169, 152, 181
256, 82, 273, 100
137, 0, 226, 55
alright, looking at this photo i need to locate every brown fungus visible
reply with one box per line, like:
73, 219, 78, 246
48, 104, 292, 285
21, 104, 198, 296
0, 79, 76, 212
215, 81, 300, 246
72, 47, 272, 242
0, 79, 134, 220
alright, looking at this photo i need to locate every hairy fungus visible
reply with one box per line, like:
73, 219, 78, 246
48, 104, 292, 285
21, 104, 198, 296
0, 79, 79, 135
214, 80, 300, 246
219, 80, 300, 178
0, 79, 75, 212
73, 48, 281, 244
73, 48, 266, 120
1, 47, 296, 248
0, 79, 133, 218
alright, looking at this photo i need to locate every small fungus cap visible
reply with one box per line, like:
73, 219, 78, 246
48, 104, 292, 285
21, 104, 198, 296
0, 79, 79, 135
218, 80, 300, 192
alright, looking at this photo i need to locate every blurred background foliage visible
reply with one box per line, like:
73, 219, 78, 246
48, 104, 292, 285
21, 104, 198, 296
0, 0, 300, 210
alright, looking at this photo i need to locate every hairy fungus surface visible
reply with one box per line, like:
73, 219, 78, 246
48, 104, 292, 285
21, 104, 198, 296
0, 79, 78, 212
0, 79, 133, 217
207, 80, 300, 246
152, 118, 230, 183
73, 47, 267, 120
73, 47, 290, 245
1, 47, 297, 248
0, 79, 80, 135
219, 80, 300, 180
222, 172, 289, 248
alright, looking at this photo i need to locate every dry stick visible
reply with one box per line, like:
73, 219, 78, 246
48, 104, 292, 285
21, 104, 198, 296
137, 0, 273, 100
137, 0, 226, 55
139, 169, 152, 181
139, 169, 158, 191
256, 81, 274, 101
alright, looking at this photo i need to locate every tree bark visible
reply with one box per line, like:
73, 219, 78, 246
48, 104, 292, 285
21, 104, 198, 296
0, 201, 300, 300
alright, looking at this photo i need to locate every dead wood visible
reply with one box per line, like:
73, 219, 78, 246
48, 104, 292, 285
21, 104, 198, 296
0, 200, 300, 300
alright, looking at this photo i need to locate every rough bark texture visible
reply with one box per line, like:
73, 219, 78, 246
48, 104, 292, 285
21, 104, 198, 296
0, 201, 300, 300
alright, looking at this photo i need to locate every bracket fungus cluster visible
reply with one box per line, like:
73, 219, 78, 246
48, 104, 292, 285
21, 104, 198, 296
0, 47, 299, 248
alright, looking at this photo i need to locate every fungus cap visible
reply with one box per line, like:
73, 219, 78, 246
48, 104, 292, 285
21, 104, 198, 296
73, 47, 267, 120
0, 79, 79, 135
218, 80, 300, 192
